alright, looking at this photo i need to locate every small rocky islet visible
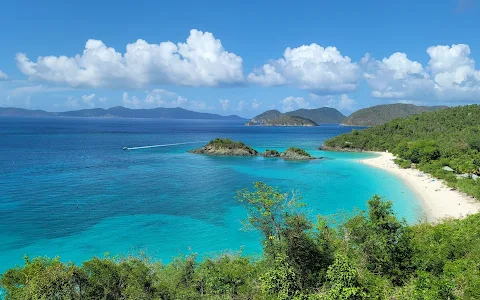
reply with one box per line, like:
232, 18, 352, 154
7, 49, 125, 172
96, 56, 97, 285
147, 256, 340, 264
188, 138, 258, 156
189, 138, 315, 160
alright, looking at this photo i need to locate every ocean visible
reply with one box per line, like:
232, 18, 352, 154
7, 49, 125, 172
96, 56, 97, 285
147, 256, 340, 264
0, 117, 423, 272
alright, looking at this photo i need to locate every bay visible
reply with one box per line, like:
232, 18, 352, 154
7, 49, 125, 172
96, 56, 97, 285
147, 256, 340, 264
0, 117, 422, 272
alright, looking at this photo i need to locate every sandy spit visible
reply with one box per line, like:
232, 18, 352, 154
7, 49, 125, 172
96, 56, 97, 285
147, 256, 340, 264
359, 152, 480, 221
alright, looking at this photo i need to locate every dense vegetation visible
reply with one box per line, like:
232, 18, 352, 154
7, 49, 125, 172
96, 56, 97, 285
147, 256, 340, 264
191, 139, 316, 160
325, 105, 480, 198
206, 138, 254, 150
285, 108, 346, 124
262, 149, 281, 157
248, 109, 283, 122
284, 147, 313, 158
263, 115, 318, 127
341, 104, 447, 127
3, 182, 480, 299
247, 107, 346, 126
188, 138, 259, 156
246, 111, 318, 127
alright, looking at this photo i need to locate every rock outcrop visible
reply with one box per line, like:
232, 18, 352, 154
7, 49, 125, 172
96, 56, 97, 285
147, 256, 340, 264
262, 149, 281, 157
281, 148, 315, 160
188, 138, 258, 156
190, 139, 316, 160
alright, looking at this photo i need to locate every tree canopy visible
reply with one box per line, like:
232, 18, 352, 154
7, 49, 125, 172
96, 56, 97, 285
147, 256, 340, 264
324, 105, 480, 198
3, 182, 480, 299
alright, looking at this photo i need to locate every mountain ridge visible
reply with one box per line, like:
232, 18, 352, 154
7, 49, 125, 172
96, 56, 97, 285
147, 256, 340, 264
245, 109, 318, 126
0, 106, 246, 120
342, 103, 448, 126
285, 107, 346, 124
246, 107, 345, 126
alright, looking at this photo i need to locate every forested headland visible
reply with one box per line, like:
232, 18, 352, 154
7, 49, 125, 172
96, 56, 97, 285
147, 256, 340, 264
340, 104, 447, 127
324, 105, 480, 199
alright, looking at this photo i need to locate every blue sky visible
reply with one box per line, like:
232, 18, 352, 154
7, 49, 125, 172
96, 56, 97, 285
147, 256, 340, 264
1, 0, 479, 117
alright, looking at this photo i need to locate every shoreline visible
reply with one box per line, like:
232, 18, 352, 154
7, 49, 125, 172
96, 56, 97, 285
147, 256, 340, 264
358, 152, 480, 221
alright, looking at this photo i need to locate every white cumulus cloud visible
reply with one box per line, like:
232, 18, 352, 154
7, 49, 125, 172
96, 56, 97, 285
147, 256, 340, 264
310, 93, 356, 112
81, 93, 96, 107
335, 94, 356, 111
122, 92, 142, 109
143, 89, 176, 107
122, 89, 209, 111
332, 94, 356, 112
10, 85, 71, 96
219, 99, 230, 111
65, 97, 79, 108
281, 96, 310, 112
363, 44, 480, 101
248, 44, 360, 94
0, 70, 8, 80
236, 100, 247, 112
16, 29, 244, 88
251, 99, 262, 110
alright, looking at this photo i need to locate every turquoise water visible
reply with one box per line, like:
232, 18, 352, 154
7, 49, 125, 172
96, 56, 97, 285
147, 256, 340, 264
0, 117, 423, 272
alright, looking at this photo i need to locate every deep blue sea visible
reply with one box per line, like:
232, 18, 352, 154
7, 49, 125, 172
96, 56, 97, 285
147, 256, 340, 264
0, 117, 423, 272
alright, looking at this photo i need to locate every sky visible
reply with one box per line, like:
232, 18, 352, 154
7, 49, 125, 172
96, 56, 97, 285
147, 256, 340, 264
0, 0, 479, 118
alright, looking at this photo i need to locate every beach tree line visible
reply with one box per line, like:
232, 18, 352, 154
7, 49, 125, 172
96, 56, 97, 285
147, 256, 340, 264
324, 105, 480, 199
2, 182, 480, 299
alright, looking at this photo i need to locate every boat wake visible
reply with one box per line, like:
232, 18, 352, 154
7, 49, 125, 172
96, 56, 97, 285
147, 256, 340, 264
123, 141, 207, 150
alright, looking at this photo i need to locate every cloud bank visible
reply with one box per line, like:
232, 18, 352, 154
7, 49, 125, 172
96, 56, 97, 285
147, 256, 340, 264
248, 44, 360, 94
11, 28, 480, 104
16, 29, 244, 88
362, 44, 480, 102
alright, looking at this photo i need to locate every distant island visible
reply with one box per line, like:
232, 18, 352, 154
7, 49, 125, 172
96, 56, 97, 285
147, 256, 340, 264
246, 110, 318, 126
2, 103, 449, 125
189, 138, 315, 160
246, 107, 346, 126
341, 103, 447, 127
285, 107, 346, 124
0, 106, 246, 121
189, 138, 259, 156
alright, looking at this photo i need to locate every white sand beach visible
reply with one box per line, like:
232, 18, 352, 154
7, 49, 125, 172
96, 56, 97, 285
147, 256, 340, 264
359, 152, 480, 221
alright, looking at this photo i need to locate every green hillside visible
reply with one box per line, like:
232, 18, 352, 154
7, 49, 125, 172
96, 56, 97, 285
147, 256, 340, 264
342, 103, 447, 126
324, 105, 480, 198
285, 107, 346, 124
246, 110, 318, 126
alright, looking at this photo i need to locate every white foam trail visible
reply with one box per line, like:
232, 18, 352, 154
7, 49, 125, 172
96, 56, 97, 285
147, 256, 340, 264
124, 141, 207, 150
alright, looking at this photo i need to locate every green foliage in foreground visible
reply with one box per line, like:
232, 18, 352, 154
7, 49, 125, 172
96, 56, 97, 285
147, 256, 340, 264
324, 105, 480, 199
3, 182, 480, 299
